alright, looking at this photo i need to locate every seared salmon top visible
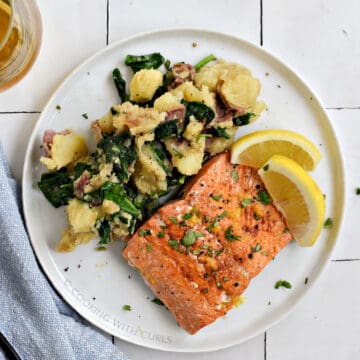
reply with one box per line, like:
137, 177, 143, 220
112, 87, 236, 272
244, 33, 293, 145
123, 151, 292, 334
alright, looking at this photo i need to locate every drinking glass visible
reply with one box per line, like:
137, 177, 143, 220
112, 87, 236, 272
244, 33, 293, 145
0, 0, 42, 91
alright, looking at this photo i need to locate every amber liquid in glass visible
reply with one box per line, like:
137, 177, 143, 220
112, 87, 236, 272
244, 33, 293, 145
0, 0, 22, 69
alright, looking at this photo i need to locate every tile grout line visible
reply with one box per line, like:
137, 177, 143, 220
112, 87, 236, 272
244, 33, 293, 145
328, 106, 360, 109
264, 331, 267, 360
0, 111, 41, 114
106, 0, 110, 46
260, 0, 263, 46
331, 258, 360, 262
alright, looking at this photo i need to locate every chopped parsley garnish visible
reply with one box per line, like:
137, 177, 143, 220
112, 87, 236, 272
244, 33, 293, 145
207, 220, 219, 232
183, 213, 193, 220
274, 280, 292, 289
219, 210, 228, 219
254, 213, 261, 221
241, 198, 252, 208
230, 169, 239, 182
172, 148, 184, 158
82, 113, 88, 119
122, 305, 131, 311
257, 190, 272, 205
356, 188, 360, 195
168, 239, 179, 248
146, 243, 153, 252
263, 164, 269, 171
193, 249, 201, 255
211, 194, 222, 201
261, 250, 269, 256
225, 225, 240, 241
181, 230, 203, 247
252, 243, 262, 252
222, 277, 229, 282
324, 218, 333, 229
215, 249, 223, 256
169, 216, 178, 224
151, 297, 164, 306
157, 231, 165, 238
283, 227, 290, 233
138, 229, 152, 236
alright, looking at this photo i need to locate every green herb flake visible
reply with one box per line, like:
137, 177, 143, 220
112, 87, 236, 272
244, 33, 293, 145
172, 148, 184, 158
305, 277, 309, 285
225, 225, 240, 241
222, 277, 229, 282
138, 229, 152, 236
169, 216, 178, 224
196, 133, 213, 140
56, 104, 61, 110
219, 210, 228, 219
253, 243, 262, 252
324, 218, 333, 229
182, 230, 203, 247
193, 249, 201, 255
207, 220, 219, 232
263, 164, 269, 171
168, 239, 179, 248
96, 246, 107, 251
211, 194, 222, 201
122, 304, 131, 311
157, 231, 165, 238
241, 198, 252, 208
261, 250, 269, 256
254, 213, 261, 221
257, 190, 272, 205
356, 188, 360, 195
215, 249, 223, 256
231, 169, 239, 182
274, 280, 292, 289
283, 227, 290, 233
146, 243, 153, 252
82, 113, 88, 119
183, 213, 193, 220
151, 297, 164, 306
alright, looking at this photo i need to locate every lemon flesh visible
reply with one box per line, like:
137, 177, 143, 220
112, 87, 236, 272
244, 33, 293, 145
259, 155, 325, 247
231, 129, 321, 170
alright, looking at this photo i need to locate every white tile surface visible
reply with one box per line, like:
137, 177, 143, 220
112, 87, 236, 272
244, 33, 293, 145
0, 0, 107, 112
0, 1, 359, 359
263, 0, 360, 108
328, 109, 360, 259
267, 261, 360, 359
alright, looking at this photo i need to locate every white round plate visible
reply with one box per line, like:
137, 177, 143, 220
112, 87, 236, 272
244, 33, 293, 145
22, 29, 345, 352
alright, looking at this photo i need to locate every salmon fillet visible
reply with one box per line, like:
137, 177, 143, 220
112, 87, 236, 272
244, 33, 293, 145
122, 151, 292, 334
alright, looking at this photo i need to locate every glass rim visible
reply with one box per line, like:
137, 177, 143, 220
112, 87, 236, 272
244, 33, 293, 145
0, 0, 14, 52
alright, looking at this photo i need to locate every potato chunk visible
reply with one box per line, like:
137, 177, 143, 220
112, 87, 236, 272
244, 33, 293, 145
130, 69, 163, 103
218, 74, 261, 112
164, 137, 205, 176
40, 130, 88, 171
66, 198, 98, 233
153, 92, 182, 112
113, 102, 165, 136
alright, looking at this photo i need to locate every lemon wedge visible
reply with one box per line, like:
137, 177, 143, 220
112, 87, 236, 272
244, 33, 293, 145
258, 155, 325, 247
230, 129, 321, 170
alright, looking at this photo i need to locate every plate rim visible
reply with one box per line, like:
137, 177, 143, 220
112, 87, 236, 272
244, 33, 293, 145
22, 27, 346, 352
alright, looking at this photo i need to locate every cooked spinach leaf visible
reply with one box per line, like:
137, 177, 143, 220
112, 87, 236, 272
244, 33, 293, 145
155, 119, 180, 139
98, 219, 111, 245
112, 68, 128, 103
73, 162, 93, 179
233, 112, 255, 126
210, 127, 231, 139
101, 181, 140, 217
125, 53, 165, 72
181, 99, 215, 126
194, 54, 216, 72
37, 168, 73, 208
97, 132, 137, 182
